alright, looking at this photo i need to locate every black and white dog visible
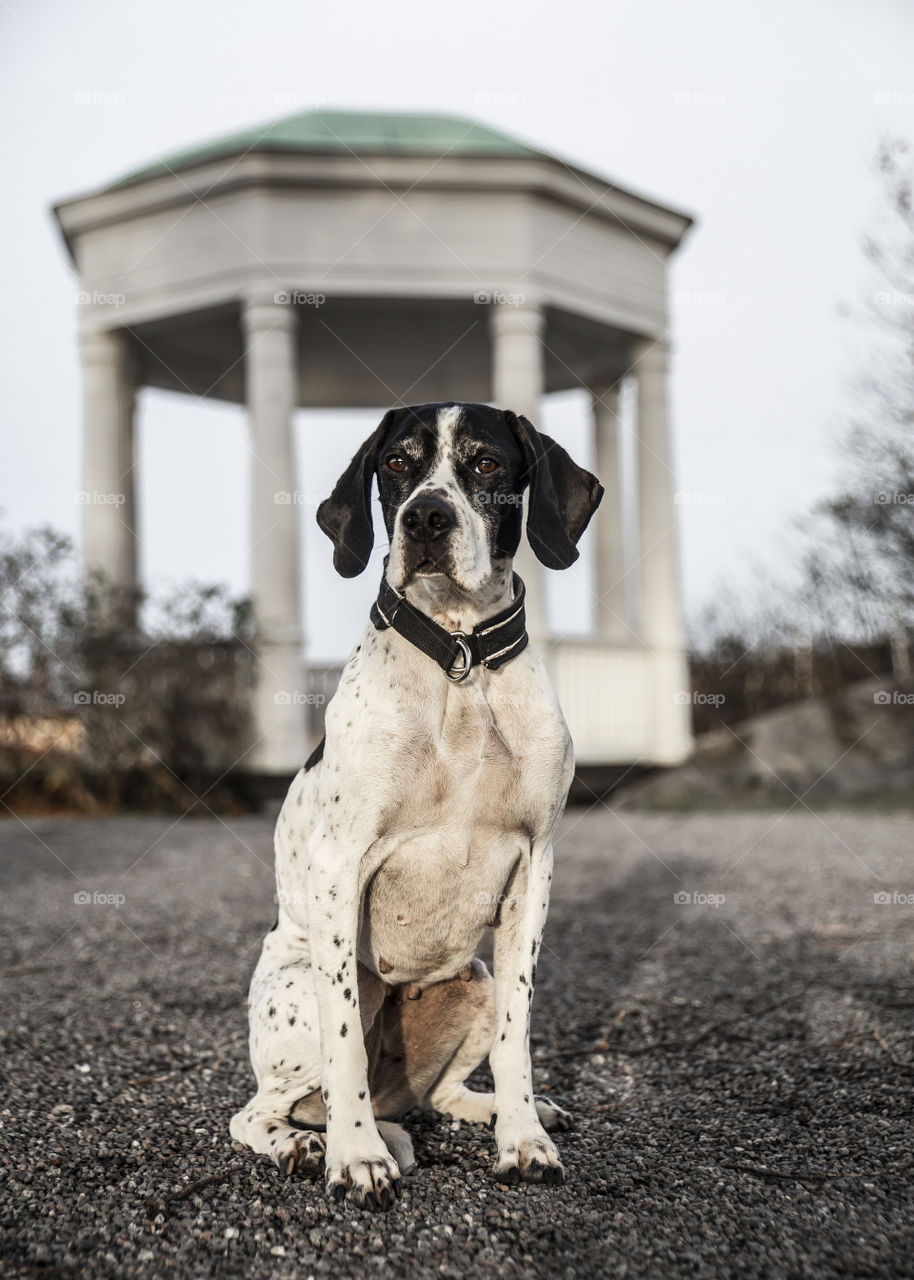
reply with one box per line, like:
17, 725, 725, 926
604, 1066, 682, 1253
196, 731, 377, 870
231, 402, 602, 1209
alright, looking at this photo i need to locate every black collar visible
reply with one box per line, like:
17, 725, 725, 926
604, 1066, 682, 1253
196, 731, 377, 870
370, 571, 528, 682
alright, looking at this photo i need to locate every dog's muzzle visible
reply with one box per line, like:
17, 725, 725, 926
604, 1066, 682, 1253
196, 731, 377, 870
400, 494, 455, 573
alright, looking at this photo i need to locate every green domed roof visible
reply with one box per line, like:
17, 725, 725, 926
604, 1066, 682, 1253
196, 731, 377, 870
115, 109, 541, 187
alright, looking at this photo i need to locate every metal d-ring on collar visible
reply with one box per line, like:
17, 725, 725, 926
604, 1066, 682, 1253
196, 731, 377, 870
369, 566, 529, 682
444, 633, 473, 683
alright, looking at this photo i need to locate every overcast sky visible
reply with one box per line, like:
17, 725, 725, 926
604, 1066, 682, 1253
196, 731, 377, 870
3, 0, 913, 660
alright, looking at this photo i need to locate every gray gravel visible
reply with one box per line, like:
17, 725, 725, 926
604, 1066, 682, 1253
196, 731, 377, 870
1, 804, 913, 1279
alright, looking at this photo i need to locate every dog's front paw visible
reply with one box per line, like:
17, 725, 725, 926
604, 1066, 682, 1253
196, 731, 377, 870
493, 1131, 566, 1187
325, 1139, 402, 1211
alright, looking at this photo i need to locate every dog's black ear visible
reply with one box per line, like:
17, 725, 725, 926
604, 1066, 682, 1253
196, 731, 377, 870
508, 412, 604, 569
317, 411, 396, 577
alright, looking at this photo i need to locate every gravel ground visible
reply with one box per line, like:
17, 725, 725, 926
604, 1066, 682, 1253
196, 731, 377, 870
1, 803, 913, 1279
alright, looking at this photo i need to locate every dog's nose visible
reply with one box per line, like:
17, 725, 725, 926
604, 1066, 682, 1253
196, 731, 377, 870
402, 495, 455, 543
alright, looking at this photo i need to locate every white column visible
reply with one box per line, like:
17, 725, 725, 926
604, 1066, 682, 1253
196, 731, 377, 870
591, 381, 628, 639
80, 327, 138, 597
243, 292, 307, 774
633, 338, 692, 763
490, 300, 547, 642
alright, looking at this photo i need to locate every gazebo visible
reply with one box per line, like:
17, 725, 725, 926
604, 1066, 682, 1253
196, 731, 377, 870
54, 109, 694, 779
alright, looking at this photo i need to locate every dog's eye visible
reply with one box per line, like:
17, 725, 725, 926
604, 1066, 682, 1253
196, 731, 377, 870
386, 456, 408, 473
474, 457, 499, 475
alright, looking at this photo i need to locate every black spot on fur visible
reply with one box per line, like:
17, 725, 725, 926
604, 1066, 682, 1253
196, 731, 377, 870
340, 1023, 348, 1037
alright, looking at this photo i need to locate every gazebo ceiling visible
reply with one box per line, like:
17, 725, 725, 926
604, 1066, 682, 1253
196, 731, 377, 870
130, 298, 632, 409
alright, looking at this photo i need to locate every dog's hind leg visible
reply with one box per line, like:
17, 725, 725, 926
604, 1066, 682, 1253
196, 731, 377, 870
421, 961, 572, 1133
230, 1092, 327, 1177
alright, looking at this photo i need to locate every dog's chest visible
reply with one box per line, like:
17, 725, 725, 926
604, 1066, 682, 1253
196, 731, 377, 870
360, 825, 523, 985
358, 704, 531, 984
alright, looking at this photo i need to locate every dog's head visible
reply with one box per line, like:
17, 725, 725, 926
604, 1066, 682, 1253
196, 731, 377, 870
317, 402, 603, 593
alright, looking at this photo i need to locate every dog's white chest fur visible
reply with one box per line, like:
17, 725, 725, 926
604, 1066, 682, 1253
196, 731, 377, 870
328, 634, 564, 986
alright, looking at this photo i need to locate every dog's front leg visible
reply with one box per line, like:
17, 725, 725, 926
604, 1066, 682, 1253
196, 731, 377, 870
489, 839, 565, 1185
306, 830, 401, 1210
